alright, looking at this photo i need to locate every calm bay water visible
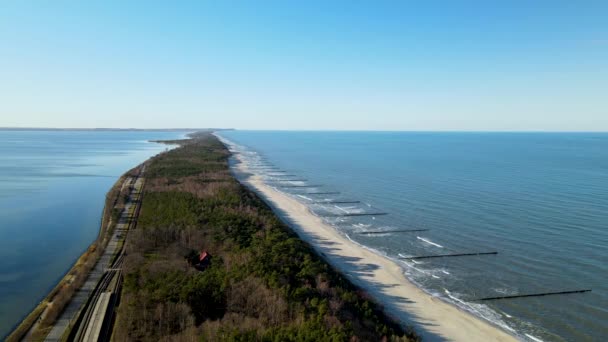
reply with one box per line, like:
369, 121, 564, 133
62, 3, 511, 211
0, 130, 184, 338
219, 131, 608, 342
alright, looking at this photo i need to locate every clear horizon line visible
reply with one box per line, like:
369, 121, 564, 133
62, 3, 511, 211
2, 127, 607, 133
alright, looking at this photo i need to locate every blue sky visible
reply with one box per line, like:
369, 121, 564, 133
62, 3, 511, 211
1, 1, 606, 130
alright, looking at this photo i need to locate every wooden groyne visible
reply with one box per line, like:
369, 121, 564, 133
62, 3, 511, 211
400, 252, 498, 260
249, 157, 591, 308
359, 229, 429, 234
476, 289, 591, 301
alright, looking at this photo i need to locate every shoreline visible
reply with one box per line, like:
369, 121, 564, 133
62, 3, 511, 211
4, 137, 183, 341
227, 146, 518, 341
4, 171, 129, 342
113, 133, 421, 340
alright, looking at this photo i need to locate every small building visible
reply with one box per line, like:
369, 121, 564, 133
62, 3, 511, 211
195, 250, 212, 270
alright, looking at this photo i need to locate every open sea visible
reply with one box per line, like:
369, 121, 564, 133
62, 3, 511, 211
218, 131, 608, 342
0, 130, 184, 339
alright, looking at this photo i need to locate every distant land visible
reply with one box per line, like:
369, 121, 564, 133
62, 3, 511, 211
0, 127, 233, 131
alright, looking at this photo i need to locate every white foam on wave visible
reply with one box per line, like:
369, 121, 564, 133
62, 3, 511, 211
329, 208, 524, 339
398, 259, 432, 275
366, 233, 390, 237
407, 265, 430, 274
282, 179, 304, 183
334, 205, 350, 213
417, 236, 444, 248
344, 233, 392, 261
296, 194, 313, 201
442, 289, 518, 335
216, 133, 524, 341
525, 334, 544, 342
492, 287, 517, 296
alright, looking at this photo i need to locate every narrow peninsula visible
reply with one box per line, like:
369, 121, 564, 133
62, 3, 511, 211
113, 132, 416, 340
10, 132, 417, 341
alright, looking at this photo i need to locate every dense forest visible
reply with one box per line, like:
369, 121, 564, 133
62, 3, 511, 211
113, 133, 418, 341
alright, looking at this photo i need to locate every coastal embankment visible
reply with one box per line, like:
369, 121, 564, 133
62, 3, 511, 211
6, 166, 144, 342
0, 130, 184, 341
225, 139, 518, 342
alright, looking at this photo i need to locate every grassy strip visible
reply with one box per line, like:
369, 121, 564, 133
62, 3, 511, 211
6, 243, 103, 342
4, 303, 46, 342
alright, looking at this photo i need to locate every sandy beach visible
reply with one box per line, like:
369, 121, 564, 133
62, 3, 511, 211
231, 153, 518, 342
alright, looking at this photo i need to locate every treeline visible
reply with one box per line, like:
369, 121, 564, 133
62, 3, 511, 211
113, 134, 418, 341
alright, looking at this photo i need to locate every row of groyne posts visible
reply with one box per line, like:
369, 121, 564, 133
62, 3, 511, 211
246, 158, 592, 302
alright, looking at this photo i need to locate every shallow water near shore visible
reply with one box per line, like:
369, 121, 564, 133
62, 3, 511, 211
218, 131, 608, 342
0, 130, 185, 339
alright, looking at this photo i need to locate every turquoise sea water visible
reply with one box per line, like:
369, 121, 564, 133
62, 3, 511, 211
218, 131, 608, 342
0, 130, 185, 339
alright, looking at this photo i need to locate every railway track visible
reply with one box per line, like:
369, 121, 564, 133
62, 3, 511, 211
67, 171, 144, 342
